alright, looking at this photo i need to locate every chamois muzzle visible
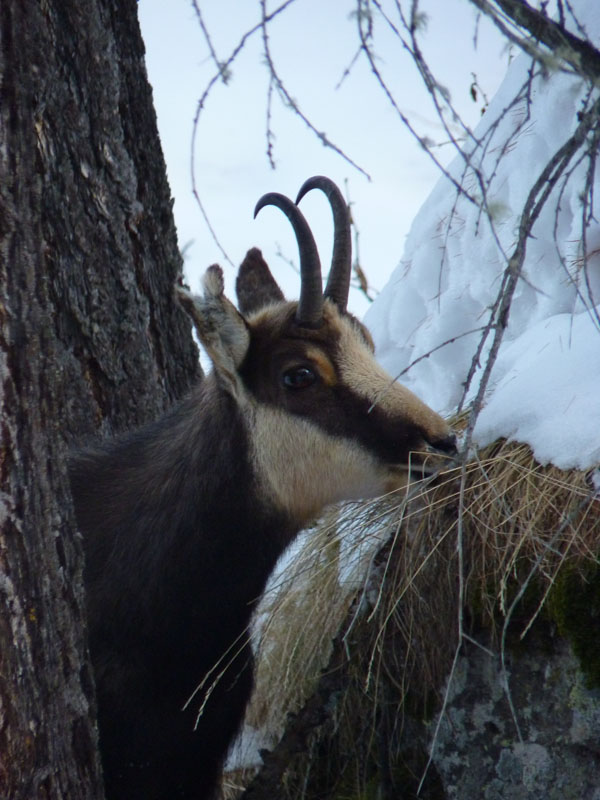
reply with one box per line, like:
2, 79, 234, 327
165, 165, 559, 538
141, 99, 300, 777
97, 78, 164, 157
410, 431, 457, 479
429, 432, 457, 454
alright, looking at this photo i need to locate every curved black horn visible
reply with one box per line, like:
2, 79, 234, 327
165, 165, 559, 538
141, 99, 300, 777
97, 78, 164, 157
254, 192, 323, 327
296, 176, 352, 313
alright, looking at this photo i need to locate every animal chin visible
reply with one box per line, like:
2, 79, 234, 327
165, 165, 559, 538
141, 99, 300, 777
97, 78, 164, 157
383, 461, 425, 492
385, 448, 451, 487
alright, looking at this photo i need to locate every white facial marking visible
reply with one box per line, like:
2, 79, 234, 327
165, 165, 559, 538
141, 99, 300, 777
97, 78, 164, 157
250, 405, 394, 524
334, 311, 451, 443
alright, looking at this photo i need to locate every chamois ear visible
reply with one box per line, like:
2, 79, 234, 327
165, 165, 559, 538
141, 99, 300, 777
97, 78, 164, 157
176, 265, 250, 397
236, 247, 285, 315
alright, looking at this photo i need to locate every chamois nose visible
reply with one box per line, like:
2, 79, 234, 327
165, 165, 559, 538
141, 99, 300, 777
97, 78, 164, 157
429, 432, 457, 454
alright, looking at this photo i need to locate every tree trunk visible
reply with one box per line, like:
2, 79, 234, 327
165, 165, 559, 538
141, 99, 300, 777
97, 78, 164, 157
0, 1, 199, 797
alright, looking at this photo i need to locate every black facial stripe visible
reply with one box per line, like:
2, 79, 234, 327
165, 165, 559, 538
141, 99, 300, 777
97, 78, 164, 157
244, 366, 424, 467
311, 384, 425, 465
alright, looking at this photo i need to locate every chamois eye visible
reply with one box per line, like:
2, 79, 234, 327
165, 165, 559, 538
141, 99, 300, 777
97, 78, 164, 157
282, 366, 316, 389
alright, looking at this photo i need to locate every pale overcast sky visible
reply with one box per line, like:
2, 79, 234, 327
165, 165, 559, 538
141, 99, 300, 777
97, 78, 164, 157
138, 0, 509, 317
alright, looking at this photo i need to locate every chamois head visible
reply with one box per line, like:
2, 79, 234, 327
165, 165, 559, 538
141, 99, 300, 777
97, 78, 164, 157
177, 176, 454, 524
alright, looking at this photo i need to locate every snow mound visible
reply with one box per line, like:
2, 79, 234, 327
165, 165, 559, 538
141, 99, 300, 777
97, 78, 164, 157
365, 0, 600, 470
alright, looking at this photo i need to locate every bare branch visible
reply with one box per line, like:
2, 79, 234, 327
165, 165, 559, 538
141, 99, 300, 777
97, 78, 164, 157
468, 0, 600, 80
357, 0, 482, 206
189, 0, 298, 265
258, 0, 371, 179
460, 93, 600, 441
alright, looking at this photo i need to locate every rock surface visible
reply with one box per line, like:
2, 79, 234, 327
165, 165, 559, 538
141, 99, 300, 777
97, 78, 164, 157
428, 634, 600, 799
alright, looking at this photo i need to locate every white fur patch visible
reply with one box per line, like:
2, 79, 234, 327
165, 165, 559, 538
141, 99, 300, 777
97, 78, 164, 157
250, 405, 396, 524
203, 263, 224, 296
176, 266, 250, 398
334, 313, 450, 443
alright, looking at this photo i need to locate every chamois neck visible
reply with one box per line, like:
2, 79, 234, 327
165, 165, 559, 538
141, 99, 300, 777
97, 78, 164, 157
74, 375, 298, 642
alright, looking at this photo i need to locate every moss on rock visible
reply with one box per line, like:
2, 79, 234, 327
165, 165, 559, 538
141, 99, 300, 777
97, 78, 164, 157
547, 562, 600, 688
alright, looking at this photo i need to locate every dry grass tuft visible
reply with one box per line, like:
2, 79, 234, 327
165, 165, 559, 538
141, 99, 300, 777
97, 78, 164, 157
224, 437, 599, 796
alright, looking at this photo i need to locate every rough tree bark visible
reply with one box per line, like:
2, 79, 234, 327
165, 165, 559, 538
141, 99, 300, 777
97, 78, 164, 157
0, 1, 199, 797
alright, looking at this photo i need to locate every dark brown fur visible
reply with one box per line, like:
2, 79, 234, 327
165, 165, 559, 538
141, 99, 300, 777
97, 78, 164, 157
72, 378, 297, 799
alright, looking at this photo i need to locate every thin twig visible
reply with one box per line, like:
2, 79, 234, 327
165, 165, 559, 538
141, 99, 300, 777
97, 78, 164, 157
189, 0, 297, 265
459, 93, 600, 426
356, 0, 480, 206
258, 0, 370, 180
366, 326, 487, 416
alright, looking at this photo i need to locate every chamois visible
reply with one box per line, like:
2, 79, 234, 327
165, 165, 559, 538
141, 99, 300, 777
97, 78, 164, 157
71, 176, 455, 800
